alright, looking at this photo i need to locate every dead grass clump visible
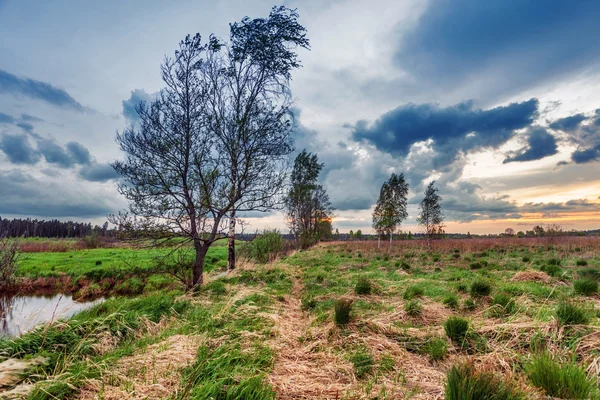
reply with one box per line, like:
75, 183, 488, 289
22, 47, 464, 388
79, 334, 201, 400
511, 270, 551, 283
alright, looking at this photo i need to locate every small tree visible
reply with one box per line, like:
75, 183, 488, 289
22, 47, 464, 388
372, 173, 409, 249
0, 233, 18, 287
355, 229, 363, 240
504, 228, 515, 237
417, 181, 444, 251
285, 150, 334, 248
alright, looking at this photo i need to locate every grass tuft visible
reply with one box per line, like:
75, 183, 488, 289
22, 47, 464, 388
444, 316, 469, 344
404, 299, 423, 317
334, 298, 353, 325
555, 301, 589, 326
445, 362, 524, 400
526, 353, 596, 399
573, 278, 598, 296
354, 277, 373, 295
470, 280, 492, 297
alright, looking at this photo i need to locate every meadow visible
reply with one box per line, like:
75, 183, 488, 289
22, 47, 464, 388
2, 236, 600, 399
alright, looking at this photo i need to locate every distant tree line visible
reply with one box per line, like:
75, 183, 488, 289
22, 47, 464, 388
0, 217, 111, 238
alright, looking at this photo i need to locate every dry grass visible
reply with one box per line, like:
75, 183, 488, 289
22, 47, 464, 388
79, 334, 201, 400
511, 270, 551, 283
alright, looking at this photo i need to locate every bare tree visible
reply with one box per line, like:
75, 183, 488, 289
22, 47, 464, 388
0, 233, 18, 288
372, 173, 409, 249
417, 181, 444, 251
112, 8, 309, 286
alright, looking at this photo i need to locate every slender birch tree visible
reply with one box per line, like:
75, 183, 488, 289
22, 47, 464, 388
417, 181, 444, 250
372, 173, 409, 249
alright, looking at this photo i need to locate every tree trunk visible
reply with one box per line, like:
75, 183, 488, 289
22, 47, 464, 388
192, 240, 209, 287
378, 235, 381, 249
227, 210, 236, 271
389, 231, 392, 251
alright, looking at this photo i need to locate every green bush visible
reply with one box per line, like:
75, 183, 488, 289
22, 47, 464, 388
403, 285, 424, 300
555, 301, 589, 326
349, 348, 374, 378
442, 294, 459, 310
425, 337, 448, 361
354, 277, 373, 295
470, 280, 492, 297
334, 298, 353, 325
444, 316, 469, 343
404, 299, 423, 317
446, 362, 524, 400
526, 353, 595, 399
541, 264, 562, 277
489, 293, 516, 316
573, 278, 598, 296
245, 230, 284, 263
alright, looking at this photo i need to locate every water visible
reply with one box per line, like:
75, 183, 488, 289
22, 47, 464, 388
0, 293, 103, 337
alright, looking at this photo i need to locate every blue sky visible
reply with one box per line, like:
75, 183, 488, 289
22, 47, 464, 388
1, 0, 600, 233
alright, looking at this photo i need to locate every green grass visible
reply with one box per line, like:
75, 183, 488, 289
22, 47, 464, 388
526, 353, 596, 399
446, 362, 524, 400
444, 316, 469, 344
556, 301, 589, 326
574, 278, 598, 296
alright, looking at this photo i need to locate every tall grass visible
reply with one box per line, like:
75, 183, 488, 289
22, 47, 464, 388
526, 353, 596, 399
445, 362, 524, 400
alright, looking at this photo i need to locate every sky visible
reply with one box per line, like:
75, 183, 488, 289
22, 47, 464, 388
1, 0, 600, 235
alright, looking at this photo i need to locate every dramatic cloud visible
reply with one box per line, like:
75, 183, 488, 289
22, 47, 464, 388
550, 109, 600, 164
79, 162, 118, 182
0, 69, 85, 112
396, 0, 600, 98
503, 127, 558, 163
352, 99, 539, 168
36, 138, 75, 168
0, 112, 14, 124
66, 141, 91, 165
0, 133, 39, 164
122, 89, 156, 123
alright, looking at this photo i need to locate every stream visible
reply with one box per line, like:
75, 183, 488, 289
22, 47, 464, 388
0, 293, 103, 337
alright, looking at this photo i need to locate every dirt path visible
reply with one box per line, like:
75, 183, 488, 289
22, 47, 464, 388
267, 268, 355, 400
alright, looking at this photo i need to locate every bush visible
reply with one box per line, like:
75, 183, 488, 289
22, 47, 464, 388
354, 277, 372, 295
403, 285, 424, 300
526, 353, 595, 399
81, 233, 104, 249
555, 301, 589, 326
541, 264, 562, 277
444, 316, 469, 343
334, 298, 353, 325
469, 262, 483, 270
573, 279, 598, 296
349, 348, 374, 378
0, 236, 19, 286
490, 293, 516, 316
576, 259, 588, 266
470, 280, 492, 297
425, 337, 448, 361
404, 299, 423, 317
245, 230, 284, 263
446, 362, 524, 400
442, 294, 459, 310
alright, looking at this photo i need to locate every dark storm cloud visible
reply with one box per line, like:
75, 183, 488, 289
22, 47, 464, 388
122, 89, 156, 123
0, 69, 85, 111
66, 141, 91, 165
79, 162, 118, 182
503, 127, 558, 163
396, 0, 600, 94
0, 112, 14, 124
36, 138, 75, 167
549, 110, 600, 164
352, 98, 538, 164
0, 133, 39, 164
0, 169, 113, 218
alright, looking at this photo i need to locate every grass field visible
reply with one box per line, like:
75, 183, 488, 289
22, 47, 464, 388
2, 237, 600, 399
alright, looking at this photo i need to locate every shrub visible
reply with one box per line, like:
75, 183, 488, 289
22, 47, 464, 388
0, 236, 19, 286
576, 259, 588, 266
490, 293, 516, 316
463, 298, 476, 311
334, 298, 353, 325
442, 294, 459, 310
349, 348, 374, 378
470, 280, 492, 297
245, 230, 284, 263
403, 285, 424, 300
446, 362, 524, 400
573, 279, 598, 296
404, 299, 423, 317
354, 277, 372, 295
541, 264, 562, 277
469, 262, 483, 270
444, 316, 469, 343
526, 353, 595, 399
81, 233, 104, 249
425, 337, 448, 361
555, 301, 589, 326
